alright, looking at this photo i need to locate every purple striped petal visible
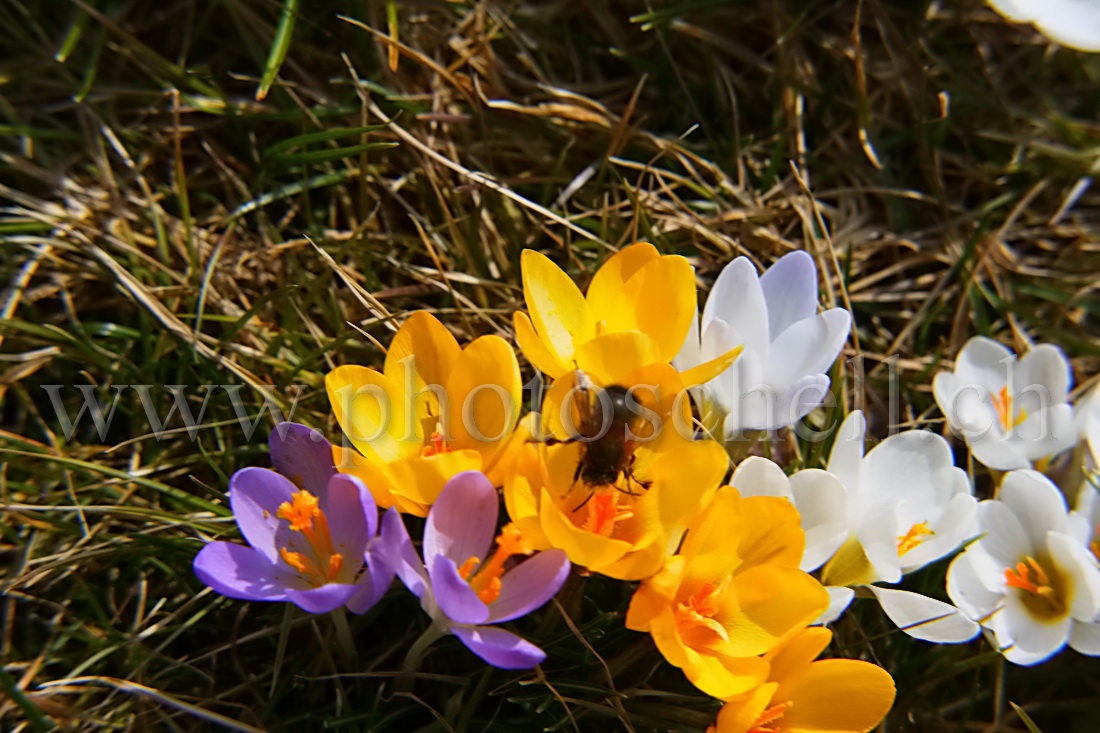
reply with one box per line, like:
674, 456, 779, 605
193, 542, 290, 602
759, 250, 818, 337
452, 626, 546, 669
285, 583, 360, 614
423, 471, 497, 569
229, 467, 297, 563
489, 550, 570, 623
380, 508, 430, 599
430, 554, 490, 625
268, 422, 335, 496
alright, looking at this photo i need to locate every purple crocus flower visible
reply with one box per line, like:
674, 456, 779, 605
193, 422, 392, 615
382, 470, 570, 669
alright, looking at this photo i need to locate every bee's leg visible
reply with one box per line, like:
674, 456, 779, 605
571, 489, 596, 513
573, 460, 583, 484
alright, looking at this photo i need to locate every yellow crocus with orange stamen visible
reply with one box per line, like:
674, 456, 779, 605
626, 487, 829, 699
325, 311, 521, 516
708, 627, 895, 733
515, 244, 739, 385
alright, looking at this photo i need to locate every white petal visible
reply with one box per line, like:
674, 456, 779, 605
730, 456, 792, 499
858, 502, 903, 584
735, 373, 830, 432
703, 258, 770, 360
790, 468, 850, 572
1069, 620, 1100, 656
814, 586, 856, 625
1016, 344, 1072, 406
987, 0, 1100, 52
953, 336, 1015, 398
827, 411, 867, 498
758, 250, 819, 336
968, 431, 1031, 471
999, 470, 1069, 547
767, 309, 851, 390
671, 306, 702, 372
1047, 531, 1100, 622
1016, 405, 1077, 462
900, 493, 978, 574
862, 429, 957, 507
946, 548, 1005, 622
1001, 592, 1072, 665
976, 498, 1035, 565
867, 586, 980, 643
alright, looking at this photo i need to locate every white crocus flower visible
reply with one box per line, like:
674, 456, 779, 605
1077, 385, 1100, 470
933, 336, 1076, 471
987, 0, 1100, 53
948, 470, 1100, 665
674, 251, 851, 437
815, 411, 980, 643
730, 456, 848, 573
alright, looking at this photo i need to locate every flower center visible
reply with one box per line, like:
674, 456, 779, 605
897, 522, 934, 556
458, 523, 532, 605
276, 490, 344, 586
992, 386, 1027, 433
750, 701, 794, 732
420, 420, 451, 457
674, 580, 730, 649
1004, 555, 1067, 619
580, 491, 634, 538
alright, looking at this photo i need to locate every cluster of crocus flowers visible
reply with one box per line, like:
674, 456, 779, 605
192, 243, 905, 731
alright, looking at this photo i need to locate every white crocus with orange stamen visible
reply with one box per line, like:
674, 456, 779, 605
933, 336, 1076, 471
812, 411, 980, 643
948, 470, 1100, 665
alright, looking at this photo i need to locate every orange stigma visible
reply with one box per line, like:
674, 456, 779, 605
581, 492, 634, 538
420, 421, 451, 457
750, 701, 794, 732
1004, 555, 1066, 617
674, 580, 730, 649
276, 489, 343, 586
462, 523, 532, 605
992, 386, 1027, 433
897, 522, 934, 556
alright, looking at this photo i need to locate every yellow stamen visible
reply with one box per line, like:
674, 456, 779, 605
674, 581, 730, 648
1004, 556, 1065, 617
581, 492, 634, 538
897, 522, 934, 556
465, 523, 532, 605
276, 489, 343, 586
750, 701, 794, 732
992, 386, 1028, 432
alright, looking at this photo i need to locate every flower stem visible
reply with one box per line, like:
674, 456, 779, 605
330, 606, 357, 668
402, 622, 446, 673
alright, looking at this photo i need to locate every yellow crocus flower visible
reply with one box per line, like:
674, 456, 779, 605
325, 311, 521, 516
626, 487, 829, 699
708, 627, 895, 733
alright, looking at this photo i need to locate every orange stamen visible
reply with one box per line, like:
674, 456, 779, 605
674, 581, 730, 647
276, 489, 343, 586
581, 492, 634, 538
465, 523, 531, 605
992, 386, 1027, 432
750, 701, 794, 732
420, 422, 451, 457
1005, 557, 1056, 601
897, 522, 934, 556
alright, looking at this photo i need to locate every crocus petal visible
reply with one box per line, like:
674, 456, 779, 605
321, 474, 373, 572
429, 554, 490, 624
345, 554, 394, 615
193, 542, 290, 602
1001, 592, 1072, 665
758, 250, 819, 337
326, 365, 412, 464
827, 411, 866, 498
788, 469, 850, 573
268, 422, 335, 495
423, 471, 498, 569
703, 258, 770, 362
867, 586, 980, 643
767, 309, 851, 390
285, 584, 360, 615
1016, 344, 1072, 405
736, 373, 831, 432
382, 310, 461, 388
445, 335, 521, 453
229, 467, 297, 564
973, 499, 1033, 567
1016, 405, 1077, 462
778, 657, 896, 732
729, 456, 793, 500
945, 547, 1005, 624
1069, 620, 1100, 656
515, 311, 571, 378
489, 549, 571, 623
380, 508, 430, 598
999, 470, 1068, 550
521, 249, 594, 362
987, 0, 1100, 52
585, 242, 661, 327
953, 336, 1014, 397
1048, 531, 1100, 622
968, 432, 1031, 471
451, 625, 546, 669
816, 586, 856, 625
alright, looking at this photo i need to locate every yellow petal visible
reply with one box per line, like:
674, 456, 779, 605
538, 486, 634, 570
384, 449, 484, 514
641, 432, 727, 531
591, 532, 669, 581
780, 658, 896, 732
572, 331, 662, 386
585, 242, 661, 326
384, 311, 461, 388
625, 555, 686, 631
326, 365, 415, 464
332, 444, 398, 509
717, 565, 829, 658
819, 535, 877, 588
445, 334, 521, 453
650, 607, 769, 699
766, 626, 832, 685
522, 249, 594, 364
679, 344, 743, 387
514, 311, 571, 378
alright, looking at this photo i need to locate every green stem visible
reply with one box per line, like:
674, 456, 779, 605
0, 666, 52, 732
402, 622, 446, 673
330, 606, 357, 668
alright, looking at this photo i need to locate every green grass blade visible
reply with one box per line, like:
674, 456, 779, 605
256, 0, 299, 102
